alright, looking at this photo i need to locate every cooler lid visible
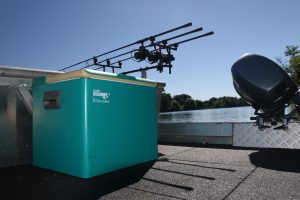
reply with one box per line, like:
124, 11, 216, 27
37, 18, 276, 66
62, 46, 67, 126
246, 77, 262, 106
46, 69, 159, 87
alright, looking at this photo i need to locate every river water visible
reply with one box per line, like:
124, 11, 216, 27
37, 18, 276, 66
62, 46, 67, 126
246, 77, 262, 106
158, 106, 255, 123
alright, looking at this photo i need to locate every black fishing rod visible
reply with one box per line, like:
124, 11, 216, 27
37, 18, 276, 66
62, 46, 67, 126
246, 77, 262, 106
116, 31, 214, 75
59, 22, 192, 71
85, 51, 134, 70
94, 31, 214, 74
156, 27, 203, 46
102, 31, 214, 70
93, 63, 121, 73
89, 27, 204, 70
120, 64, 172, 75
133, 31, 215, 62
91, 57, 132, 70
167, 31, 214, 48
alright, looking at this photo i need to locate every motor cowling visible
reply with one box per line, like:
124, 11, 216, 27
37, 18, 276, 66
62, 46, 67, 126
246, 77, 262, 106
231, 54, 297, 113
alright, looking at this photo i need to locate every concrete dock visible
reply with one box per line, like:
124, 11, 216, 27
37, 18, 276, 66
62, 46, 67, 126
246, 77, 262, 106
1, 144, 300, 199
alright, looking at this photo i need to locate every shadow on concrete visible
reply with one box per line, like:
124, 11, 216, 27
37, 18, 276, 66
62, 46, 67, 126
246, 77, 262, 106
159, 158, 236, 172
0, 161, 155, 200
142, 177, 194, 191
151, 167, 215, 180
249, 149, 300, 173
158, 152, 165, 157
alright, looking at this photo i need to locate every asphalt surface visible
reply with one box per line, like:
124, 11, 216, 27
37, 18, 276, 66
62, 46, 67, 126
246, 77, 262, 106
1, 145, 300, 200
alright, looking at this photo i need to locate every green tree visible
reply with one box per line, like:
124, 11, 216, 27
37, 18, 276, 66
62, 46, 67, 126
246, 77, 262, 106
195, 100, 204, 109
237, 98, 248, 107
278, 45, 300, 86
173, 94, 191, 106
169, 100, 181, 112
183, 98, 197, 110
207, 97, 217, 108
160, 93, 249, 113
160, 93, 172, 112
285, 45, 300, 57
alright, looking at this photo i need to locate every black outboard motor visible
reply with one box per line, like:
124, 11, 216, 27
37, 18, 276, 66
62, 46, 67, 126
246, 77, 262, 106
231, 54, 300, 130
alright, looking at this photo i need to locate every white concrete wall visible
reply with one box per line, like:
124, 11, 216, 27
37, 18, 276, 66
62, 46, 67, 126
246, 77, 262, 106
159, 122, 300, 149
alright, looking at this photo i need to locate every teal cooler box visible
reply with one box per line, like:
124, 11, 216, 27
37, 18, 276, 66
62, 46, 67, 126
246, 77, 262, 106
32, 69, 158, 178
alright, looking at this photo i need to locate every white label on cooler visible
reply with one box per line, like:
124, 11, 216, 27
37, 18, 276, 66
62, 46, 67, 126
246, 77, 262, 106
92, 89, 110, 103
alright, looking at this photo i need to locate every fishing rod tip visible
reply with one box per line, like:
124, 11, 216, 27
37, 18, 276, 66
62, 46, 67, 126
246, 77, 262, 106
186, 22, 192, 27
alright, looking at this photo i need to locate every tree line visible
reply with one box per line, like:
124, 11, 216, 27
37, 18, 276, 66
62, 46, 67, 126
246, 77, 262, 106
277, 45, 300, 86
160, 93, 248, 112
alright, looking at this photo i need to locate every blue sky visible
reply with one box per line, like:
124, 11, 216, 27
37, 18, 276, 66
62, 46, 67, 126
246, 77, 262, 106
0, 0, 299, 100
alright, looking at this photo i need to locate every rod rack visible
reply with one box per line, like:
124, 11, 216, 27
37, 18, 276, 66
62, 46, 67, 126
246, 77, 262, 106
59, 22, 214, 76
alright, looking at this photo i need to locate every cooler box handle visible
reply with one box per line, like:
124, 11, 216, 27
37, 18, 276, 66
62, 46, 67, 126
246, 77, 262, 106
43, 90, 60, 109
